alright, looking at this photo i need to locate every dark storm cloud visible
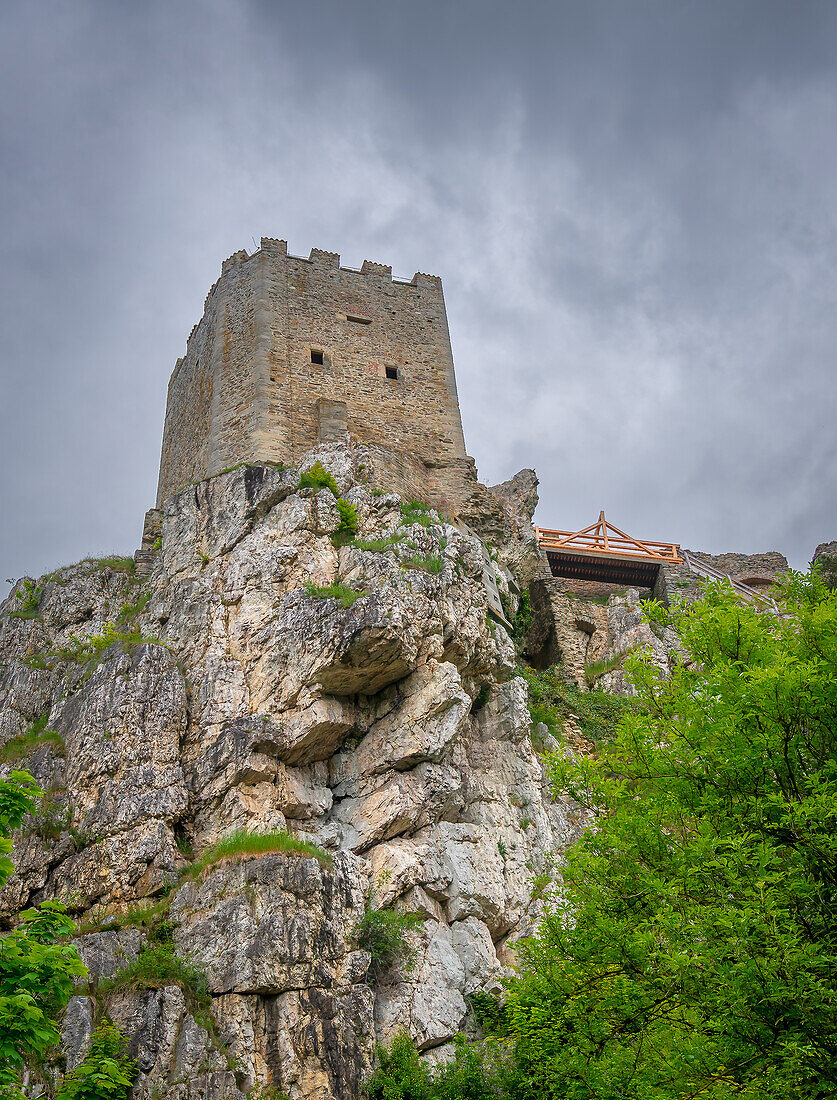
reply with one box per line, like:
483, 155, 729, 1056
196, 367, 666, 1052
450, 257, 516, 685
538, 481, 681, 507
1, 0, 835, 587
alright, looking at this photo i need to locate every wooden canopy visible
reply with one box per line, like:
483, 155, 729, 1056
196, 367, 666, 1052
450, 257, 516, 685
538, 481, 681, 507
536, 511, 681, 587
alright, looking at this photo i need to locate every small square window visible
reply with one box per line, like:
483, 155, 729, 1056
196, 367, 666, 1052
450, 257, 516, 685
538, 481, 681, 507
311, 350, 324, 365
385, 366, 398, 380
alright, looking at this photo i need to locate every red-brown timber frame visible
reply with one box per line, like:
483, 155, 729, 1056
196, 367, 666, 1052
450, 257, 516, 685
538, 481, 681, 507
536, 511, 682, 564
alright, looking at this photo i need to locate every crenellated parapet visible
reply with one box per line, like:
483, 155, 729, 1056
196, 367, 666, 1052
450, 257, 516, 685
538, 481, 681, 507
156, 236, 474, 510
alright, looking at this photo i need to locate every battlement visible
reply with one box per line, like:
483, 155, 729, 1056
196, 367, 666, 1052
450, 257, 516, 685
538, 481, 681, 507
156, 236, 473, 510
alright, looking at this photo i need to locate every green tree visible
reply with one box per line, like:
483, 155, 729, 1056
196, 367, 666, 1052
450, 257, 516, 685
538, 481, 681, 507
501, 574, 837, 1099
0, 771, 87, 1097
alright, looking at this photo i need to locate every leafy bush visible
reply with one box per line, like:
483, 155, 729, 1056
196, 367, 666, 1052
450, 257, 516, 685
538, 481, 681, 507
356, 904, 425, 979
332, 498, 359, 547
469, 992, 508, 1036
364, 1032, 433, 1099
363, 1033, 502, 1100
305, 582, 365, 609
518, 664, 636, 745
0, 713, 64, 764
98, 936, 209, 1012
56, 1021, 136, 1100
115, 591, 151, 624
503, 575, 837, 1099
298, 461, 340, 497
0, 773, 87, 1095
9, 579, 42, 620
24, 788, 72, 840
182, 828, 333, 878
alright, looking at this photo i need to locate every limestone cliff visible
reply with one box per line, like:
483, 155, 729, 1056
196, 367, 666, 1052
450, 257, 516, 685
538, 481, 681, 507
1, 443, 593, 1100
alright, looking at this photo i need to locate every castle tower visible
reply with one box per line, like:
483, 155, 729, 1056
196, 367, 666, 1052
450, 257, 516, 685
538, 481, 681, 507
156, 238, 475, 509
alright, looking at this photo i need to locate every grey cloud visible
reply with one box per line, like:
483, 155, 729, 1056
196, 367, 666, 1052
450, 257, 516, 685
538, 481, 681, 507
1, 0, 836, 588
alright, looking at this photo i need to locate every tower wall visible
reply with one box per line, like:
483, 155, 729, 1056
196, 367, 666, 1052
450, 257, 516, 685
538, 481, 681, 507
156, 239, 473, 509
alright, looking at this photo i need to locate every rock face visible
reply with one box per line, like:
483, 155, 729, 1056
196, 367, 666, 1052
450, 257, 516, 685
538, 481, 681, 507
0, 443, 590, 1100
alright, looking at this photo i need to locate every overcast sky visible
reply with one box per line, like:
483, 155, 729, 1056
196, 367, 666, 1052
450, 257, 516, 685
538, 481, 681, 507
1, 0, 836, 588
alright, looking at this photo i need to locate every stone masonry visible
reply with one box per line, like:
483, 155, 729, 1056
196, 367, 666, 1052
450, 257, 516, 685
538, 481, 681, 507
156, 239, 476, 511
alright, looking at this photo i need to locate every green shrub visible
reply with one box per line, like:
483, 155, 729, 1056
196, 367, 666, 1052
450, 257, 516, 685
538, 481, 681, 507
115, 591, 151, 624
182, 828, 333, 879
9, 579, 42, 620
518, 664, 637, 745
469, 992, 508, 1036
24, 788, 72, 840
0, 712, 64, 764
433, 1035, 502, 1099
305, 582, 365, 609
356, 904, 425, 979
298, 461, 340, 497
332, 498, 359, 547
56, 1021, 136, 1100
510, 589, 532, 647
98, 936, 209, 1015
364, 1032, 433, 1100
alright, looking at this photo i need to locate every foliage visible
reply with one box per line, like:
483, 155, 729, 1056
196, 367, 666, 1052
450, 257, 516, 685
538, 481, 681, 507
364, 1033, 503, 1100
0, 713, 64, 765
518, 663, 635, 745
23, 787, 72, 840
298, 461, 340, 497
24, 624, 161, 679
583, 648, 633, 687
9, 580, 42, 620
332, 497, 359, 547
510, 589, 532, 648
351, 533, 407, 553
356, 904, 425, 979
98, 935, 209, 1016
364, 1032, 433, 1099
502, 574, 837, 1099
305, 582, 366, 609
182, 828, 333, 878
56, 1021, 136, 1100
401, 553, 444, 575
0, 773, 87, 1097
399, 500, 437, 529
469, 992, 509, 1036
115, 591, 151, 624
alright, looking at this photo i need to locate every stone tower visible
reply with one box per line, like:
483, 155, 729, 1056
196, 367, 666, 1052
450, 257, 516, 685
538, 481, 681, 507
156, 238, 476, 508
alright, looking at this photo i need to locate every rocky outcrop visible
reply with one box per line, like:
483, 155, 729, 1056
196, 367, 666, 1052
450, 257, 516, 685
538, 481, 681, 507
0, 442, 589, 1100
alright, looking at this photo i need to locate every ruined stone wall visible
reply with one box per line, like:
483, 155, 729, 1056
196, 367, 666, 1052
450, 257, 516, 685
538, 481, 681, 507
156, 239, 473, 509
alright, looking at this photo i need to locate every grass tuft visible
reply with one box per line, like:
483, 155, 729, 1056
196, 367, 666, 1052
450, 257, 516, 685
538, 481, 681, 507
584, 649, 634, 687
23, 624, 162, 679
349, 532, 406, 552
305, 582, 365, 609
401, 553, 444, 575
181, 828, 333, 879
0, 711, 64, 764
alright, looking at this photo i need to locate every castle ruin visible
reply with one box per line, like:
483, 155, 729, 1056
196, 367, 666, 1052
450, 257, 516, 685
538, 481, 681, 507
156, 238, 477, 510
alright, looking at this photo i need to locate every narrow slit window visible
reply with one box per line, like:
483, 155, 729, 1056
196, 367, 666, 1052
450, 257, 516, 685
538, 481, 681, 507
346, 314, 372, 325
310, 349, 324, 365
385, 365, 399, 380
